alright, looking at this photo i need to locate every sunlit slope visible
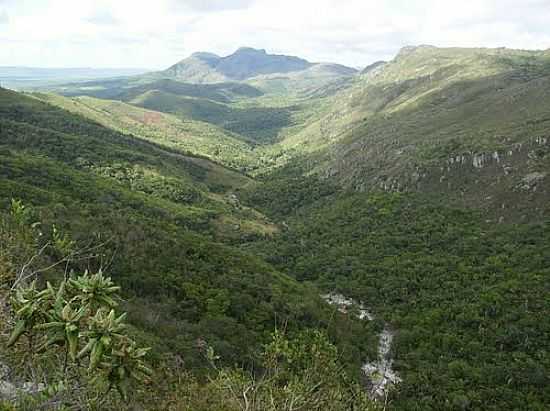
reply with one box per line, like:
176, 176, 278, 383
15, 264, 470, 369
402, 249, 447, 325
276, 46, 550, 220
35, 92, 260, 172
41, 83, 334, 155
45, 79, 316, 145
2, 88, 285, 237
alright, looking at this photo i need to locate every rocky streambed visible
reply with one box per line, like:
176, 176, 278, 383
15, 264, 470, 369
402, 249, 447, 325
322, 293, 401, 400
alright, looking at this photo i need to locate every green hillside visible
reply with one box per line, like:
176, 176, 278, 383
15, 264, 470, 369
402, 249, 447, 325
0, 87, 371, 377
34, 92, 261, 171
234, 46, 550, 410
269, 46, 550, 220
44, 79, 327, 145
55, 78, 264, 103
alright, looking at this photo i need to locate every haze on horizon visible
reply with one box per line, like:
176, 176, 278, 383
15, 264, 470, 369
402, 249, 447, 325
1, 0, 550, 70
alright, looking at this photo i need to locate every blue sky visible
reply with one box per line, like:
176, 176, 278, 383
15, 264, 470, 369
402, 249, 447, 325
1, 0, 550, 69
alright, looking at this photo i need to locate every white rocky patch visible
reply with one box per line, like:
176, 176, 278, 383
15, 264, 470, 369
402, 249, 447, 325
322, 293, 374, 320
322, 293, 401, 400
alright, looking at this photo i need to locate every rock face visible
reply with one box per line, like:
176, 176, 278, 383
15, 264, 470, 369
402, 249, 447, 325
0, 373, 45, 401
323, 293, 374, 320
337, 134, 549, 222
520, 172, 546, 190
0, 379, 46, 401
322, 293, 401, 400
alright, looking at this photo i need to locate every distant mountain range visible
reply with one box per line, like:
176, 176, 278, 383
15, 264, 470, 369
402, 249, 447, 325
158, 47, 358, 83
6, 48, 359, 94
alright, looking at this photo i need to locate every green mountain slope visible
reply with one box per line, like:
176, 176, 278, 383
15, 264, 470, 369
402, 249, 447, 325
56, 78, 264, 103
34, 92, 261, 171
0, 87, 370, 375
273, 46, 550, 221
127, 88, 297, 143
41, 82, 332, 148
248, 63, 357, 95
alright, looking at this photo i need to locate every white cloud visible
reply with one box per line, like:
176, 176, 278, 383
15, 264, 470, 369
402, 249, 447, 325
0, 10, 8, 24
169, 0, 255, 12
0, 0, 549, 69
85, 9, 119, 26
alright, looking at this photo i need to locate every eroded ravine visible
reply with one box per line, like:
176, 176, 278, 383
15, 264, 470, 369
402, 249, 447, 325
322, 293, 401, 400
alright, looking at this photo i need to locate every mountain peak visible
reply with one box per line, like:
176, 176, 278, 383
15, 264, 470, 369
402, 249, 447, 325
361, 60, 386, 75
160, 47, 355, 83
190, 52, 221, 59
234, 47, 267, 55
396, 44, 437, 58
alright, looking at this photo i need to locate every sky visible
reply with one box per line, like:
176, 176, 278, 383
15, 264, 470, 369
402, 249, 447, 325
1, 0, 550, 69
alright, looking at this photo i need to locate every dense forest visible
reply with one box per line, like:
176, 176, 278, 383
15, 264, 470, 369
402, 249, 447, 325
242, 174, 550, 410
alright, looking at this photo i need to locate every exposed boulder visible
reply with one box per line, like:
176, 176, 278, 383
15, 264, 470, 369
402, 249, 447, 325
519, 172, 546, 190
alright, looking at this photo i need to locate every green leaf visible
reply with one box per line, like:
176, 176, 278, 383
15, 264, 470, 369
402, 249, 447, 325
7, 319, 27, 347
89, 341, 105, 370
35, 321, 65, 330
78, 338, 97, 359
137, 364, 153, 376
100, 335, 112, 347
68, 332, 79, 360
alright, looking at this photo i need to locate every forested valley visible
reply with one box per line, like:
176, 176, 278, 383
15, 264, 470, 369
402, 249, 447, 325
1, 44, 549, 410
